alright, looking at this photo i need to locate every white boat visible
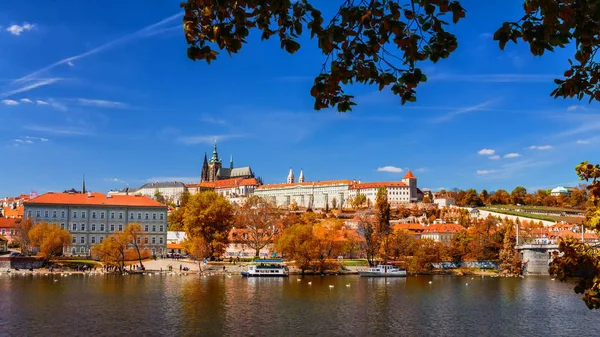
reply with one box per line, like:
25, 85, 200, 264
241, 259, 289, 277
359, 264, 407, 277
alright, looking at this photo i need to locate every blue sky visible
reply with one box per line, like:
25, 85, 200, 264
1, 0, 599, 197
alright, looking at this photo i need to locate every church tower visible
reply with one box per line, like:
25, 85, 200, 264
298, 169, 305, 183
201, 153, 209, 182
82, 174, 86, 194
230, 154, 234, 169
208, 140, 222, 182
287, 168, 295, 184
402, 170, 417, 202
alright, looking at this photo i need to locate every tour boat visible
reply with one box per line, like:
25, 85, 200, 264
359, 264, 407, 277
241, 259, 289, 277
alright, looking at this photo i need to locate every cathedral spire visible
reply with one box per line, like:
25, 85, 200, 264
287, 168, 295, 184
298, 169, 305, 183
211, 139, 220, 163
82, 174, 86, 194
230, 154, 234, 169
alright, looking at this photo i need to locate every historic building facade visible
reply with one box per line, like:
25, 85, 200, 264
349, 170, 419, 207
24, 192, 168, 257
201, 141, 255, 183
254, 169, 420, 210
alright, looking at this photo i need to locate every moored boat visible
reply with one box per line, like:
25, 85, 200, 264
241, 259, 289, 277
359, 264, 407, 277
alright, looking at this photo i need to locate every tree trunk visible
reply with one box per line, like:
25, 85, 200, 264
135, 244, 144, 269
255, 247, 260, 258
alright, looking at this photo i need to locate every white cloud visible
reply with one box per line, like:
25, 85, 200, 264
0, 78, 62, 99
504, 153, 521, 158
104, 177, 127, 185
13, 13, 182, 84
415, 167, 428, 173
434, 99, 500, 123
567, 105, 588, 112
67, 61, 75, 67
75, 98, 127, 109
176, 134, 244, 145
24, 125, 89, 136
20, 98, 33, 103
528, 145, 553, 150
36, 100, 49, 105
2, 99, 19, 105
489, 155, 500, 160
576, 139, 590, 145
6, 23, 34, 36
476, 169, 497, 175
13, 139, 23, 143
377, 166, 404, 173
478, 148, 495, 155
40, 138, 48, 142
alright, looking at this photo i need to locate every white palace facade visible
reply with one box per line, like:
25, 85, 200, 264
254, 169, 420, 209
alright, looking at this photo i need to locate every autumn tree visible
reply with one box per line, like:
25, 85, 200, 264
235, 195, 281, 257
356, 210, 377, 266
275, 223, 319, 274
14, 218, 34, 255
123, 223, 147, 269
183, 191, 235, 258
422, 195, 431, 204
331, 197, 338, 210
93, 233, 129, 272
407, 238, 447, 274
448, 230, 470, 264
28, 222, 71, 263
479, 189, 490, 205
351, 193, 367, 210
183, 236, 210, 270
154, 189, 166, 204
388, 229, 417, 261
499, 224, 522, 275
550, 161, 600, 309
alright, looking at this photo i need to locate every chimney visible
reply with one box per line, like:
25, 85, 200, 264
87, 192, 92, 198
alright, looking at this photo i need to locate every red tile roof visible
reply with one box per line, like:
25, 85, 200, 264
403, 170, 416, 179
167, 243, 184, 249
214, 177, 259, 189
25, 192, 166, 207
2, 206, 23, 218
351, 182, 407, 189
423, 223, 466, 234
0, 218, 19, 228
393, 223, 425, 232
257, 180, 353, 190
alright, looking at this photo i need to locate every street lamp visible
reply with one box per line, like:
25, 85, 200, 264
581, 220, 585, 242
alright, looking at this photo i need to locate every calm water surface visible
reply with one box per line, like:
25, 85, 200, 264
0, 273, 597, 336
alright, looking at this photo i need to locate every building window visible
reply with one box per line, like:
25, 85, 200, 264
159, 214, 164, 220
145, 237, 149, 244
110, 224, 115, 232
80, 247, 85, 253
152, 225, 156, 232
153, 213, 157, 220
72, 236, 76, 243
100, 236, 104, 243
72, 224, 77, 231
144, 225, 149, 232
53, 210, 57, 218
159, 225, 164, 232
36, 210, 41, 217
1, 229, 4, 235
81, 224, 86, 231
27, 211, 32, 217
91, 236, 96, 244
138, 213, 141, 220
91, 224, 96, 231
73, 211, 77, 219
119, 212, 123, 219
159, 237, 163, 244
92, 212, 96, 219
44, 210, 49, 217
82, 211, 86, 219
111, 212, 115, 219
72, 248, 76, 255
100, 224, 105, 231
130, 213, 134, 219
118, 224, 123, 231
152, 237, 156, 244
61, 224, 65, 229
100, 212, 104, 219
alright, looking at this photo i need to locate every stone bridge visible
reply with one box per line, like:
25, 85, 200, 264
515, 244, 558, 275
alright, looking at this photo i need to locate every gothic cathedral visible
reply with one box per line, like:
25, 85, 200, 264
200, 141, 255, 183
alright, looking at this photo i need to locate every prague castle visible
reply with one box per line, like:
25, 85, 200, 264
200, 141, 255, 183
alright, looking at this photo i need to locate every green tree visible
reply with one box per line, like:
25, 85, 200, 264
183, 191, 235, 258
375, 187, 392, 263
510, 186, 527, 205
154, 189, 166, 204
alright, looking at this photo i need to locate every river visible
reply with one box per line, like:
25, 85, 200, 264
0, 273, 597, 336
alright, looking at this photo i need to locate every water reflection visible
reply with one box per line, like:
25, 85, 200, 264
1, 273, 599, 336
